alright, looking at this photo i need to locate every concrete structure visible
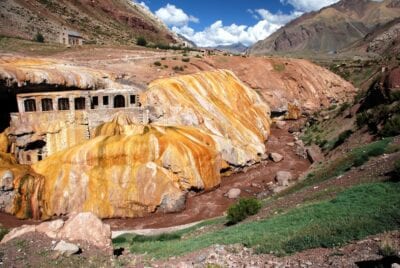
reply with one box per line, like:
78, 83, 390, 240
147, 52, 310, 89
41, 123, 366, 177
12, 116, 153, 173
9, 89, 149, 164
59, 27, 83, 46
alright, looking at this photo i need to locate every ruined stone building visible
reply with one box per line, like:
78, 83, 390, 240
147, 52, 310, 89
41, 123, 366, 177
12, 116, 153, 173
9, 89, 148, 164
59, 27, 84, 46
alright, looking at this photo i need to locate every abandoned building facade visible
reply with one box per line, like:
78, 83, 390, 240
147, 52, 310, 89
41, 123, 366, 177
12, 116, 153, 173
59, 27, 84, 46
9, 89, 149, 164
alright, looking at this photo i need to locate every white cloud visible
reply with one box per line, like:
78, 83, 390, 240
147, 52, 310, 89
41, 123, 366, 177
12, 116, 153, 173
155, 4, 199, 27
173, 9, 301, 47
139, 1, 150, 10
280, 0, 340, 12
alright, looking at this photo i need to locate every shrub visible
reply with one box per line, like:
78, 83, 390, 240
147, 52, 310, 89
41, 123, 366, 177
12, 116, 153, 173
356, 112, 368, 128
333, 130, 353, 149
163, 65, 168, 68
173, 66, 184, 72
391, 159, 400, 181
136, 36, 147, 46
131, 233, 181, 243
182, 58, 190, 62
0, 227, 8, 241
161, 57, 166, 60
380, 115, 400, 137
195, 54, 202, 58
227, 198, 261, 224
378, 235, 397, 257
33, 32, 44, 43
153, 61, 161, 66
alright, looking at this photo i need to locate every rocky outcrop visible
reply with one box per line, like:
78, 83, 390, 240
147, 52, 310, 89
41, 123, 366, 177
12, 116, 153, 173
1, 70, 272, 220
198, 57, 356, 113
1, 212, 112, 249
29, 121, 221, 219
143, 69, 272, 166
0, 56, 124, 89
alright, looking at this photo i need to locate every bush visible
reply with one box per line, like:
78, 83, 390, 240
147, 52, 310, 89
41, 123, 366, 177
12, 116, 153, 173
153, 61, 162, 66
33, 32, 44, 43
333, 130, 353, 149
391, 159, 400, 181
0, 227, 8, 241
173, 66, 184, 72
131, 233, 181, 243
136, 36, 147, 46
227, 198, 261, 224
182, 58, 190, 62
380, 115, 400, 137
161, 57, 166, 60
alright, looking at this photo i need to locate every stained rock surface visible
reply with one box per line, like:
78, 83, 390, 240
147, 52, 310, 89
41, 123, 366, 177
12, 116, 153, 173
1, 70, 272, 219
143, 69, 272, 166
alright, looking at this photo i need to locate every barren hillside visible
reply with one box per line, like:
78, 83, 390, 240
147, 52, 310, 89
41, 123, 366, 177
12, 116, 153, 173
0, 0, 179, 45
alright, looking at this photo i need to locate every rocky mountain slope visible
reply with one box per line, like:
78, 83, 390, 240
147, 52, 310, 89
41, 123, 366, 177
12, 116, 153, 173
343, 17, 400, 56
249, 0, 400, 55
0, 0, 179, 45
213, 43, 248, 54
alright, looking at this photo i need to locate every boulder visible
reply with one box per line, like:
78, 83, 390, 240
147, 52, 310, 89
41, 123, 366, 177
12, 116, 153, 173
275, 121, 286, 129
1, 213, 112, 250
275, 171, 293, 186
306, 145, 324, 163
1, 170, 13, 191
295, 140, 307, 159
225, 188, 241, 199
269, 153, 284, 162
53, 240, 80, 257
58, 212, 111, 249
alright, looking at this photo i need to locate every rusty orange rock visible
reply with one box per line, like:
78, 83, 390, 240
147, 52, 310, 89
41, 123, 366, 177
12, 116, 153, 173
31, 117, 222, 219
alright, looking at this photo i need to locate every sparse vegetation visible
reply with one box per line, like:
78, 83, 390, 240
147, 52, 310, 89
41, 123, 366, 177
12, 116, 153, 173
227, 198, 261, 224
391, 159, 400, 181
136, 36, 147, 46
121, 182, 400, 259
380, 114, 400, 137
182, 57, 190, 62
153, 61, 162, 67
0, 225, 8, 241
273, 63, 285, 72
378, 234, 398, 257
332, 130, 353, 149
33, 32, 44, 43
173, 66, 184, 72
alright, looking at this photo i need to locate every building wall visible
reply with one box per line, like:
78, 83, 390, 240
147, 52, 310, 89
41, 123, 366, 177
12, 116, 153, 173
9, 90, 147, 164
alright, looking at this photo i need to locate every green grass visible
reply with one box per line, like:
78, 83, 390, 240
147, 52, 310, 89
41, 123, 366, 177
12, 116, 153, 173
121, 182, 400, 259
0, 225, 8, 241
278, 138, 393, 197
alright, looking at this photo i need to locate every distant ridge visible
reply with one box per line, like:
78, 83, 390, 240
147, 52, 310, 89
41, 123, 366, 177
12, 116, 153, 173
248, 0, 400, 55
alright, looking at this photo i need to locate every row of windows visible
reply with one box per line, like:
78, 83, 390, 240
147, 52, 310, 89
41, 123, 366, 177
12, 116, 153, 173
23, 95, 138, 112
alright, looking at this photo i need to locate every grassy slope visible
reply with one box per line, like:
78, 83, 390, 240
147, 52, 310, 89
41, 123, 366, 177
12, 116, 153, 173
113, 181, 400, 259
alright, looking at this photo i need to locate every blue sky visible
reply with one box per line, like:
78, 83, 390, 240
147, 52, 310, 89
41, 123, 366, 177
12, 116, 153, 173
135, 0, 340, 47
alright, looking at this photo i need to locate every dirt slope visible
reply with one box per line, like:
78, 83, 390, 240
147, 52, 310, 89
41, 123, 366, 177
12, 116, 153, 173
0, 0, 178, 45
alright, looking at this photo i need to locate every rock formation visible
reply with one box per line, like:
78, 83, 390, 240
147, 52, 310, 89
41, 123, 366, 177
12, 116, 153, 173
143, 69, 272, 166
0, 69, 272, 220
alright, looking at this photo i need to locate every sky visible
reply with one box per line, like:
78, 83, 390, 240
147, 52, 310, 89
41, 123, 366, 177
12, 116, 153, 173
134, 0, 341, 47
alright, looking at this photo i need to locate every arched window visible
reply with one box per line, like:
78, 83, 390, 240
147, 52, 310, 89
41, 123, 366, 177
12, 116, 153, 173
24, 99, 36, 112
74, 97, 86, 110
114, 95, 125, 108
41, 98, 53, 111
58, 98, 70, 110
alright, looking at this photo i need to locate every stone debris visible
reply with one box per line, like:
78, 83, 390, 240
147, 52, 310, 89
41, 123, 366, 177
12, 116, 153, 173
275, 171, 293, 186
53, 240, 80, 257
275, 120, 286, 129
225, 188, 241, 199
306, 145, 324, 163
269, 152, 284, 162
1, 212, 112, 250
